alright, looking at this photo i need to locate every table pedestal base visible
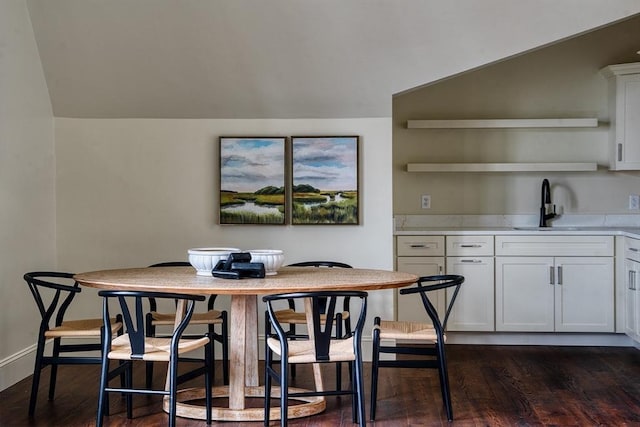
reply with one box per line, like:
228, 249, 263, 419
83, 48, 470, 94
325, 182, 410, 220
166, 386, 326, 422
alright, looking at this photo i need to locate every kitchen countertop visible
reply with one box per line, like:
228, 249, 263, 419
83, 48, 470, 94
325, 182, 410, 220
395, 226, 640, 238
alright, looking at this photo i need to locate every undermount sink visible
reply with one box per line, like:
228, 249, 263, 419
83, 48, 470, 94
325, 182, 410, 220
513, 226, 581, 231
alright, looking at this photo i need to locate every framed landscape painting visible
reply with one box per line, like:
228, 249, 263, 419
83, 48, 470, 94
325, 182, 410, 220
219, 137, 286, 225
291, 136, 359, 225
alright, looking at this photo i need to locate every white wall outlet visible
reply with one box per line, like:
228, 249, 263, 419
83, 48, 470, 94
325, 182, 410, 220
629, 194, 640, 210
421, 194, 431, 209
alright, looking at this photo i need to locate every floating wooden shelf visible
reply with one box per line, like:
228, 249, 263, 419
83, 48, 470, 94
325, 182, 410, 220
406, 163, 599, 173
406, 118, 599, 129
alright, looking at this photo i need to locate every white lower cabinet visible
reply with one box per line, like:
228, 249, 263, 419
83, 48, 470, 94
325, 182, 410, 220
396, 255, 445, 322
624, 237, 640, 342
496, 256, 614, 332
396, 234, 617, 335
446, 256, 495, 331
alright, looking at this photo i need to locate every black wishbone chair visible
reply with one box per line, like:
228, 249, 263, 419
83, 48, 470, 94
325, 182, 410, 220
264, 291, 368, 427
145, 261, 229, 387
23, 271, 123, 417
273, 261, 353, 389
96, 290, 212, 427
370, 274, 464, 422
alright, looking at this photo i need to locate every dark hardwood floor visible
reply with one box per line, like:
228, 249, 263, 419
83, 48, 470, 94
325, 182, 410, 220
1, 345, 639, 426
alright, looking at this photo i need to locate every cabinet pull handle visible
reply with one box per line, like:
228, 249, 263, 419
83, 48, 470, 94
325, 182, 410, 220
460, 244, 482, 248
409, 244, 428, 248
632, 270, 637, 291
550, 266, 555, 285
460, 259, 481, 263
438, 265, 443, 274
629, 247, 639, 253
557, 266, 563, 285
618, 143, 623, 161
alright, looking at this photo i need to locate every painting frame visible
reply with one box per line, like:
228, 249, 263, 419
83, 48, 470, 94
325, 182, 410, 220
291, 136, 359, 225
219, 136, 287, 225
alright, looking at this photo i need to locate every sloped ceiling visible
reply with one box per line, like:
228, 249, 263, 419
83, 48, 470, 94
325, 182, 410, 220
26, 0, 640, 119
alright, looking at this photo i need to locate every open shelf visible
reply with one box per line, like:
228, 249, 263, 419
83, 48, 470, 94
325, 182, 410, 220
406, 163, 599, 172
406, 118, 599, 129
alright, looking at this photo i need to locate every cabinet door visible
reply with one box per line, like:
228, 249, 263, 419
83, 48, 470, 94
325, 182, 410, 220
496, 257, 554, 332
624, 258, 640, 339
396, 257, 444, 322
612, 72, 640, 170
446, 257, 494, 331
554, 257, 614, 332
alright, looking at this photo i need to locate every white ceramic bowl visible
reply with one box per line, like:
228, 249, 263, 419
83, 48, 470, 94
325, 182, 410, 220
248, 249, 284, 275
188, 247, 241, 276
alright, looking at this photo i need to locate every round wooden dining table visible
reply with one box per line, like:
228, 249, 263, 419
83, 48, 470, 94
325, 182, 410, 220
75, 266, 418, 422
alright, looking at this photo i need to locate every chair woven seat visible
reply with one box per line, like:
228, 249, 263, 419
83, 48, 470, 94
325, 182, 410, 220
274, 308, 350, 325
375, 320, 441, 342
109, 334, 210, 361
150, 310, 224, 325
266, 337, 356, 364
44, 318, 122, 338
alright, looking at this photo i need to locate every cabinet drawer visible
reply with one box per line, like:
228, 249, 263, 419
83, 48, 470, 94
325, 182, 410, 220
495, 235, 613, 257
446, 235, 494, 256
397, 236, 445, 256
626, 237, 640, 262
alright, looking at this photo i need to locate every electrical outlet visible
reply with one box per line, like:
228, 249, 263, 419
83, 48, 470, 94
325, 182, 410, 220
421, 194, 431, 209
629, 194, 640, 210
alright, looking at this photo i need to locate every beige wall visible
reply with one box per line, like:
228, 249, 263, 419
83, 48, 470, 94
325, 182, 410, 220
393, 16, 640, 216
53, 117, 395, 342
0, 0, 56, 389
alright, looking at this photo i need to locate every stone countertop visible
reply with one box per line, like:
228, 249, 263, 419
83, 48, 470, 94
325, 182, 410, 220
394, 226, 640, 238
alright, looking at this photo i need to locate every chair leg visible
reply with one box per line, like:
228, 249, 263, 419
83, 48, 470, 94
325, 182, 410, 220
436, 342, 453, 421
145, 323, 155, 389
28, 335, 47, 417
336, 321, 343, 391
354, 356, 366, 427
208, 324, 217, 385
48, 337, 61, 401
264, 349, 272, 427
169, 356, 179, 427
221, 311, 229, 385
350, 361, 357, 423
370, 319, 381, 421
96, 358, 109, 427
125, 361, 133, 419
280, 360, 289, 427
289, 324, 296, 380
205, 342, 212, 425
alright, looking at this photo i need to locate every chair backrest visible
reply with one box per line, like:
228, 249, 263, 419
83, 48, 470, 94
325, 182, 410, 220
286, 261, 353, 313
288, 261, 352, 269
23, 272, 80, 332
99, 290, 205, 358
399, 275, 464, 335
264, 291, 367, 361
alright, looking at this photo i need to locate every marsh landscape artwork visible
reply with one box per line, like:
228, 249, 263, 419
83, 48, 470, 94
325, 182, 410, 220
291, 136, 359, 225
219, 137, 286, 225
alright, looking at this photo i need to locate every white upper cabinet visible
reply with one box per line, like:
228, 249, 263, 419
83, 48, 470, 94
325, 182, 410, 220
601, 62, 640, 170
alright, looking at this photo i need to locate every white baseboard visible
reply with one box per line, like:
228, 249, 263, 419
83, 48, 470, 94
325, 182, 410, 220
446, 332, 636, 347
0, 343, 38, 392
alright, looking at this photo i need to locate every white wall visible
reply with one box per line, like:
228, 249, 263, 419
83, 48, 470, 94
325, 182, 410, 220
0, 0, 56, 390
54, 117, 395, 344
